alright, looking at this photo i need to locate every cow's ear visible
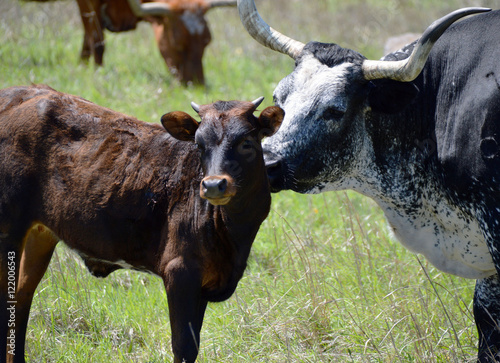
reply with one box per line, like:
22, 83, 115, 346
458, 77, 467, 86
161, 111, 199, 141
368, 80, 419, 114
257, 106, 284, 139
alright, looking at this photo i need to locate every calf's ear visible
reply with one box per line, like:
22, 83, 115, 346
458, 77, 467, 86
257, 106, 284, 139
161, 111, 199, 141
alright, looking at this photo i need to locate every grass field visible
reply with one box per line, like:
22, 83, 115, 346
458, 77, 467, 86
1, 0, 497, 361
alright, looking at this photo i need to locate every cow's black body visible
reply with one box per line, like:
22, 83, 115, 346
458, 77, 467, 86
375, 15, 500, 358
386, 10, 500, 195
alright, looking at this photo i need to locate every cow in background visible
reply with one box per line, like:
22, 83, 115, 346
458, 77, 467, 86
0, 84, 283, 362
238, 0, 500, 361
80, 0, 237, 85
28, 0, 237, 84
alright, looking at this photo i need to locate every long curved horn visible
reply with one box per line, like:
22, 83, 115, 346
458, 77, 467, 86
207, 0, 237, 8
362, 7, 491, 82
126, 0, 172, 17
237, 0, 305, 59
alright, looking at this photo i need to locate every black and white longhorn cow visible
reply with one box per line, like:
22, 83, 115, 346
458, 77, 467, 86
238, 0, 500, 361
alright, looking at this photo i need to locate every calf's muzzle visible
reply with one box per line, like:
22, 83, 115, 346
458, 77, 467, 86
200, 175, 236, 205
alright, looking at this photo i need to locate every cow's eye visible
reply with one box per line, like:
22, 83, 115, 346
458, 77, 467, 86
323, 107, 344, 120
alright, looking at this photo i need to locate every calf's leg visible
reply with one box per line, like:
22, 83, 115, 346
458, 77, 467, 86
9, 224, 58, 363
1, 233, 24, 363
163, 257, 207, 363
474, 275, 500, 362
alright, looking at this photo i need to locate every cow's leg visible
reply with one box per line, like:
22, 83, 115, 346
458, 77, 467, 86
76, 0, 105, 65
474, 275, 500, 362
163, 257, 207, 363
79, 32, 92, 63
11, 224, 58, 363
476, 204, 500, 362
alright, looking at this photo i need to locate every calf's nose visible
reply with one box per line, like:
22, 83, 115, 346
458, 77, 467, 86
201, 177, 227, 198
200, 175, 236, 205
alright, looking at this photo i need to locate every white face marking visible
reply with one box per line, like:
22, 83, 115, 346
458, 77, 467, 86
276, 55, 352, 128
265, 56, 359, 190
181, 10, 205, 35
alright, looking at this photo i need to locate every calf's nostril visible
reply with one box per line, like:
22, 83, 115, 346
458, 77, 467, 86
201, 180, 209, 193
218, 178, 227, 192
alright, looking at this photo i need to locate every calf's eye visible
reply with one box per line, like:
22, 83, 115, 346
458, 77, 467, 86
240, 139, 254, 150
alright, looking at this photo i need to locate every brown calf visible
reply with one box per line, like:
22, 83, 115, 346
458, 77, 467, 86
0, 84, 283, 362
74, 0, 236, 85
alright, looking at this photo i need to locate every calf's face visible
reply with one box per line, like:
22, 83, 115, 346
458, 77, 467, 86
161, 99, 283, 205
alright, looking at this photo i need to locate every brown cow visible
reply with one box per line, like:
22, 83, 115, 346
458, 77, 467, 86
0, 84, 283, 362
75, 0, 237, 84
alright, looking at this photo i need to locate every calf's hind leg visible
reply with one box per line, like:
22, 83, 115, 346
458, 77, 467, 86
7, 224, 58, 363
474, 275, 500, 362
1, 230, 25, 363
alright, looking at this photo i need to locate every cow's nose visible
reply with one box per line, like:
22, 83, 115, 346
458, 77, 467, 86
265, 159, 286, 193
201, 178, 227, 198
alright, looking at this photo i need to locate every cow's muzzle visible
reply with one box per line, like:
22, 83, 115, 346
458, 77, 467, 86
200, 175, 236, 205
265, 158, 287, 193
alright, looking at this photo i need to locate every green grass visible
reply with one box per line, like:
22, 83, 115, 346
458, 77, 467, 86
0, 0, 493, 361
